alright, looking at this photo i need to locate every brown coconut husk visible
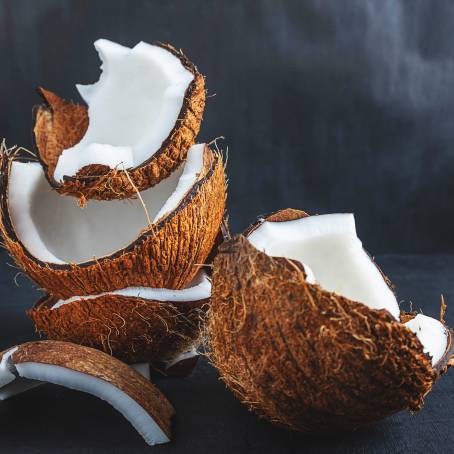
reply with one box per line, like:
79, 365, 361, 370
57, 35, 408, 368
0, 144, 226, 299
207, 234, 454, 433
28, 293, 209, 365
33, 43, 205, 201
0, 340, 174, 440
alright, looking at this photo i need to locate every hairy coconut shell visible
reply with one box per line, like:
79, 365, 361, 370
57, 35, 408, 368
28, 293, 208, 365
0, 145, 225, 299
0, 340, 174, 440
33, 43, 205, 201
208, 234, 454, 432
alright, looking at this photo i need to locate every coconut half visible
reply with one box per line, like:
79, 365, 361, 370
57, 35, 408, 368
208, 209, 454, 432
34, 39, 205, 200
28, 271, 211, 364
0, 341, 174, 445
0, 143, 225, 298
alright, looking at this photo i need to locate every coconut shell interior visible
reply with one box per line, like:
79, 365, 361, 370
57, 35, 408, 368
33, 43, 205, 201
0, 340, 174, 443
0, 145, 226, 299
208, 234, 453, 432
29, 293, 209, 364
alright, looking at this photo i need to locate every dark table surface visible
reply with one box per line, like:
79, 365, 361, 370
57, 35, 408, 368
0, 251, 453, 453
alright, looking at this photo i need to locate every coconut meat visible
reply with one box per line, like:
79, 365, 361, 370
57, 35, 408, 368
404, 314, 448, 366
8, 144, 205, 264
131, 363, 151, 380
51, 269, 211, 310
247, 214, 400, 320
53, 39, 194, 182
0, 361, 168, 445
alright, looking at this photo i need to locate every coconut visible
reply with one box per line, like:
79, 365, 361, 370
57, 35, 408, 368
28, 271, 211, 365
0, 340, 174, 445
33, 39, 205, 200
0, 142, 225, 299
131, 349, 200, 379
208, 209, 454, 432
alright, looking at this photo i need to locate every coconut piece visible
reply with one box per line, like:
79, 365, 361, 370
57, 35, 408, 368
0, 341, 174, 445
247, 210, 400, 319
132, 363, 151, 380
28, 271, 211, 364
159, 348, 200, 377
34, 39, 205, 200
404, 314, 449, 366
0, 143, 225, 298
208, 231, 454, 432
132, 349, 200, 379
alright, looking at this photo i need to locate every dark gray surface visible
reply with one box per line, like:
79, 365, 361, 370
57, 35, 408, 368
0, 251, 453, 453
2, 0, 454, 252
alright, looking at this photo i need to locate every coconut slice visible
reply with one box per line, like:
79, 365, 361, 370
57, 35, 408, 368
28, 271, 211, 364
0, 143, 225, 298
0, 341, 174, 445
34, 39, 205, 200
208, 211, 454, 432
247, 210, 400, 319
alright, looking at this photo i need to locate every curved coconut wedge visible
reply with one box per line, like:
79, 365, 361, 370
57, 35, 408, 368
0, 341, 174, 445
28, 271, 211, 364
34, 39, 205, 200
0, 143, 225, 298
208, 217, 454, 432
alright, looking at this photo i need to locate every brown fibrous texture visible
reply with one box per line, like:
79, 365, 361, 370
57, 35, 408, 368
33, 43, 205, 201
208, 235, 453, 433
0, 145, 226, 299
28, 294, 208, 365
1, 340, 174, 439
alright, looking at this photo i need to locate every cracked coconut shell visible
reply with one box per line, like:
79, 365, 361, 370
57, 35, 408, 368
33, 43, 205, 201
0, 144, 225, 299
28, 292, 209, 365
208, 218, 454, 432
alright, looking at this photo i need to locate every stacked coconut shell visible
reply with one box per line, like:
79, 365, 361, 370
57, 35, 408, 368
0, 39, 226, 374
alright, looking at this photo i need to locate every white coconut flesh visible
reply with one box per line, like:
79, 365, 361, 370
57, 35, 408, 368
404, 314, 449, 366
0, 357, 169, 445
8, 143, 205, 264
131, 363, 151, 380
51, 270, 211, 310
53, 39, 194, 182
247, 213, 401, 320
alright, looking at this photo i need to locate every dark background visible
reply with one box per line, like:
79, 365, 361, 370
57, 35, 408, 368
1, 2, 454, 453
2, 0, 454, 253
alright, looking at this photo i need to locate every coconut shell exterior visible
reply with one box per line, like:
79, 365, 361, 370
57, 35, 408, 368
33, 43, 205, 201
28, 293, 208, 365
0, 145, 226, 299
208, 234, 454, 432
0, 340, 174, 440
